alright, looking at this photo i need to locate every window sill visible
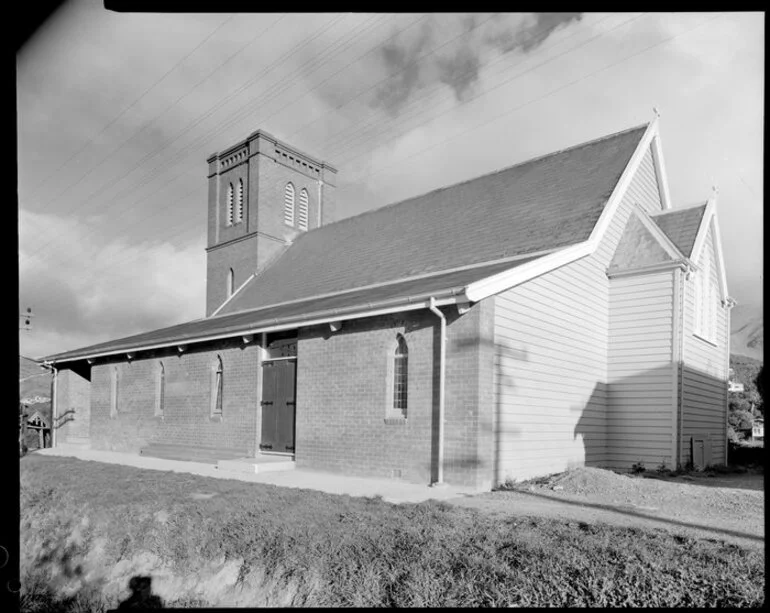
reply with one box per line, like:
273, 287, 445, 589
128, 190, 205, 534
209, 414, 223, 423
693, 332, 718, 347
154, 414, 165, 422
384, 416, 407, 426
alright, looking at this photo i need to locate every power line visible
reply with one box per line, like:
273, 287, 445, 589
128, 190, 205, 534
20, 14, 624, 295
319, 12, 617, 166
67, 14, 386, 221
22, 13, 725, 301
21, 13, 610, 283
31, 13, 293, 220
354, 12, 725, 186
331, 12, 647, 174
21, 13, 399, 266
26, 14, 236, 201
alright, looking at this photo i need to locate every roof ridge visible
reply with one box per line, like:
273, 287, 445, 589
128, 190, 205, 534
299, 122, 650, 234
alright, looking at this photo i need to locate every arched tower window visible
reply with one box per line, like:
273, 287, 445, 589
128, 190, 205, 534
227, 268, 234, 298
226, 183, 234, 226
155, 361, 165, 417
298, 188, 309, 231
236, 179, 244, 223
392, 334, 408, 418
210, 355, 224, 417
284, 183, 295, 226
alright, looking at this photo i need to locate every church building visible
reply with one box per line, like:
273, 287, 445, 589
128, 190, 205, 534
45, 118, 733, 489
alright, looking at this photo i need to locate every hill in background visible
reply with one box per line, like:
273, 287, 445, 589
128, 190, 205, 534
730, 305, 763, 361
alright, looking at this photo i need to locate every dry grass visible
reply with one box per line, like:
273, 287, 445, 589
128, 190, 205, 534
20, 455, 765, 609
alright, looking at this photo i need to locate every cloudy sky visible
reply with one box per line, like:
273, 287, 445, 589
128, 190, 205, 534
18, 5, 763, 359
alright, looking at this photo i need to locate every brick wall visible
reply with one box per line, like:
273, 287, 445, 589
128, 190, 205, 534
89, 340, 260, 455
295, 304, 493, 489
206, 233, 263, 315
55, 367, 91, 444
204, 136, 336, 315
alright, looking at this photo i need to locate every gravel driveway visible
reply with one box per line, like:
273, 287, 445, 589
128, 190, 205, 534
448, 468, 764, 549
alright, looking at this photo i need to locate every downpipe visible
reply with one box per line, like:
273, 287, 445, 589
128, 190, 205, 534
428, 297, 446, 487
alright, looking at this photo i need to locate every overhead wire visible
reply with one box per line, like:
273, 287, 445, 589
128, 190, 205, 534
21, 13, 618, 290
26, 14, 236, 200
22, 13, 725, 301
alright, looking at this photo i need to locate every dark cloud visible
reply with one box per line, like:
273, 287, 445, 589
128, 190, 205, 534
437, 45, 481, 101
371, 12, 584, 114
370, 21, 434, 116
519, 13, 583, 53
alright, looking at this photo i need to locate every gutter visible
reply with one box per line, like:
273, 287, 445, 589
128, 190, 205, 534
428, 297, 447, 487
45, 292, 465, 365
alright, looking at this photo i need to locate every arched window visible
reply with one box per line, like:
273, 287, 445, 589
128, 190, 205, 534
236, 179, 244, 223
155, 361, 165, 417
298, 188, 309, 231
210, 355, 224, 417
227, 268, 234, 298
392, 334, 408, 418
110, 366, 119, 418
695, 247, 717, 342
284, 183, 295, 226
226, 183, 234, 226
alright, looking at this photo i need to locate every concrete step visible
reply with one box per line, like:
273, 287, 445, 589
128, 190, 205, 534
218, 455, 295, 474
140, 444, 246, 465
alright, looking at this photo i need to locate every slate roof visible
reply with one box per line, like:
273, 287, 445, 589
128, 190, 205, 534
650, 202, 708, 258
44, 123, 650, 363
221, 124, 648, 315
44, 258, 540, 362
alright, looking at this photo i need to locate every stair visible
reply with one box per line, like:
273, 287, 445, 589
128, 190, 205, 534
218, 454, 295, 474
139, 443, 246, 465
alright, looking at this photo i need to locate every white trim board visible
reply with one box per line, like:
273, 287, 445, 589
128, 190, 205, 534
467, 119, 663, 302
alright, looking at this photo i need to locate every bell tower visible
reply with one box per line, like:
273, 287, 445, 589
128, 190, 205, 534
205, 130, 337, 316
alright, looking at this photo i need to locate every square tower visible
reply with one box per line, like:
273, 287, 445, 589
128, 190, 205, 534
205, 130, 337, 316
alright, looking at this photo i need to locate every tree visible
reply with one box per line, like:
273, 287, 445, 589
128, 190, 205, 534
755, 365, 764, 413
728, 409, 754, 432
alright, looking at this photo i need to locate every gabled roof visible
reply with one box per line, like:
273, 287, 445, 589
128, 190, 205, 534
650, 202, 708, 258
44, 121, 662, 364
219, 124, 648, 316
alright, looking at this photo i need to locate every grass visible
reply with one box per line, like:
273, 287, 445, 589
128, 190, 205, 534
20, 455, 765, 609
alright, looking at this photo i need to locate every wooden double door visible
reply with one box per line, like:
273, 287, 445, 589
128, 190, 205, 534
260, 358, 297, 453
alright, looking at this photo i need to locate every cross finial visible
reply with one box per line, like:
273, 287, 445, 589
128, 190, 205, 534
652, 106, 660, 118
712, 184, 719, 196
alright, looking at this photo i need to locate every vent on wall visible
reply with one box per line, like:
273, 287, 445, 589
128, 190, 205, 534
236, 179, 244, 223
690, 437, 712, 470
284, 183, 295, 226
298, 188, 309, 231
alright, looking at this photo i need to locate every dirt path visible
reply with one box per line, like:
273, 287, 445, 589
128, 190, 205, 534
448, 468, 764, 550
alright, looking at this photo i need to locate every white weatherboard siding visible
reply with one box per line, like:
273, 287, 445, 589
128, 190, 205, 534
493, 146, 663, 483
680, 227, 729, 466
607, 271, 675, 470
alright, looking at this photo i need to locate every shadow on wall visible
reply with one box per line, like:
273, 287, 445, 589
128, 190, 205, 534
433, 331, 522, 485
445, 330, 728, 483
54, 408, 77, 429
573, 363, 729, 472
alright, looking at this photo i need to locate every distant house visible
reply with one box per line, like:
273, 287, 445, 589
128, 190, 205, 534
752, 418, 764, 440
728, 381, 745, 393
45, 117, 733, 488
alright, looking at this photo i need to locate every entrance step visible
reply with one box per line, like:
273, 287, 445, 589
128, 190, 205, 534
218, 454, 295, 474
